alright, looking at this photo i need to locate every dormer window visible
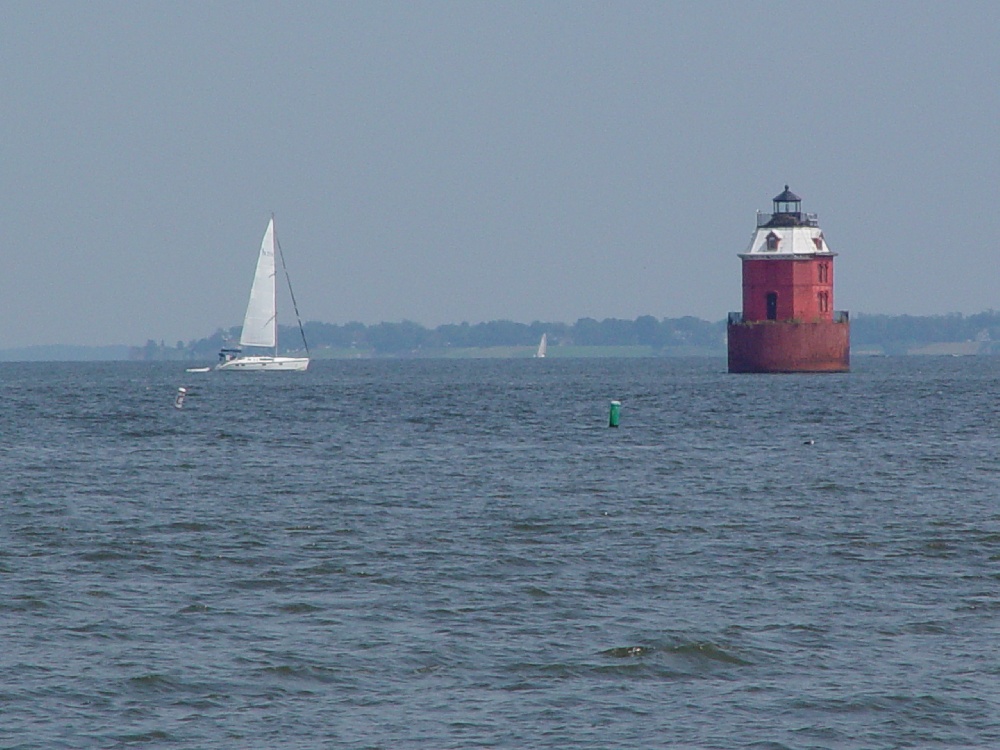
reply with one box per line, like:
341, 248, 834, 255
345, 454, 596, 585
812, 236, 824, 252
765, 231, 781, 251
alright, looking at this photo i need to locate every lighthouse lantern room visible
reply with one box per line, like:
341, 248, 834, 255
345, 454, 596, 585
727, 187, 850, 373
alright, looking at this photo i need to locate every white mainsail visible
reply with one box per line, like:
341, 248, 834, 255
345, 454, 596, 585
536, 333, 547, 358
239, 218, 277, 349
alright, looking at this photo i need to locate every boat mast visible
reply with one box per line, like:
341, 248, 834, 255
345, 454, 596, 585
271, 215, 279, 358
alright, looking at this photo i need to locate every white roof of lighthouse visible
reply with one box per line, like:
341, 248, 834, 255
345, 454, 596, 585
742, 225, 833, 256
740, 186, 835, 258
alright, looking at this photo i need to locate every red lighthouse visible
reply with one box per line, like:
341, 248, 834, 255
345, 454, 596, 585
727, 187, 850, 373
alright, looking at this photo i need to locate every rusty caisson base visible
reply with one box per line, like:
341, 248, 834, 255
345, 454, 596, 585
727, 320, 850, 373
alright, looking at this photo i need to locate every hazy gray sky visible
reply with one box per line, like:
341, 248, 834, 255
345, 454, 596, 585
3, 1, 998, 347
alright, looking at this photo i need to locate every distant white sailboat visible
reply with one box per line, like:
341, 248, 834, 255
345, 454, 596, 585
535, 333, 547, 358
217, 217, 310, 371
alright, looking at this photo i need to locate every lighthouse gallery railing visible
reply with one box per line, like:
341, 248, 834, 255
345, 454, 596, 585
728, 311, 849, 324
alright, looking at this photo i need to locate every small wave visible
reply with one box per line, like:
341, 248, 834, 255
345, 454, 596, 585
231, 575, 289, 591
666, 641, 752, 665
602, 640, 749, 666
414, 663, 443, 675
162, 521, 218, 533
79, 548, 131, 562
297, 561, 348, 576
523, 585, 551, 598
66, 621, 127, 640
918, 539, 957, 558
258, 663, 340, 684
213, 431, 251, 443
790, 692, 949, 716
127, 673, 183, 694
122, 429, 179, 439
813, 480, 848, 492
510, 521, 558, 535
602, 645, 653, 658
114, 730, 173, 744
4, 595, 49, 613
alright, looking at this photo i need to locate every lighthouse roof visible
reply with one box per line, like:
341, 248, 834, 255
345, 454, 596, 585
773, 185, 801, 203
760, 185, 817, 228
741, 225, 834, 257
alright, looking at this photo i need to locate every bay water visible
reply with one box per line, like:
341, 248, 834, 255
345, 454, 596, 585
2, 357, 999, 748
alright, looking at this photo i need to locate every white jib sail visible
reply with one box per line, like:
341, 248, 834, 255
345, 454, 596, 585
239, 218, 277, 349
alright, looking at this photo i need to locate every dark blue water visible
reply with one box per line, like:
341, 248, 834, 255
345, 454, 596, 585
2, 357, 999, 748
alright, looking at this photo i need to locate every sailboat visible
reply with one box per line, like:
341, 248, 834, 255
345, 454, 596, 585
535, 333, 547, 358
217, 216, 310, 371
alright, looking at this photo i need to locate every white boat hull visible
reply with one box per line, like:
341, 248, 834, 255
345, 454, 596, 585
216, 356, 309, 372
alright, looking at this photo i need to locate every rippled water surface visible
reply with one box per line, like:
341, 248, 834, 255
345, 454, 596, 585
2, 357, 999, 748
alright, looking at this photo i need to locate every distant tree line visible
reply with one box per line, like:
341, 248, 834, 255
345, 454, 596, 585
850, 311, 1000, 354
131, 310, 1000, 360
162, 315, 726, 359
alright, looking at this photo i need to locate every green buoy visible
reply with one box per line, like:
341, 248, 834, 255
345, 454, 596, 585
608, 400, 621, 428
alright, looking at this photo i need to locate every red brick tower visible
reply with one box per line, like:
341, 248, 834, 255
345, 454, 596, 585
727, 187, 850, 373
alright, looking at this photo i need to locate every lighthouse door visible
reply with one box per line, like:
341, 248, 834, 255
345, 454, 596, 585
766, 292, 778, 321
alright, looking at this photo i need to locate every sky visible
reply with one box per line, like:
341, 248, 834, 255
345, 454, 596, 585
3, 1, 999, 348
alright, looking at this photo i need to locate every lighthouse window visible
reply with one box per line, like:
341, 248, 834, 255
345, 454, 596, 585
766, 232, 780, 251
818, 292, 829, 313
818, 263, 829, 283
